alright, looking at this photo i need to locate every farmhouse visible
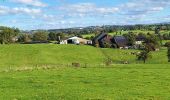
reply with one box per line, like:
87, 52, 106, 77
92, 33, 112, 47
60, 36, 92, 45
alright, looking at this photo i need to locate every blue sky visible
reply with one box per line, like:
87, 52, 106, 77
0, 0, 170, 30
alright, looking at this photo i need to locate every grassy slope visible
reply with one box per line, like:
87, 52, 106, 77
0, 44, 168, 69
1, 65, 170, 100
0, 44, 105, 68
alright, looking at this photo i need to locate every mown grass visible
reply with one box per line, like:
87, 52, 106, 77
0, 64, 170, 100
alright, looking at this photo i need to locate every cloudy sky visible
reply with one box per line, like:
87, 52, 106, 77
0, 0, 170, 30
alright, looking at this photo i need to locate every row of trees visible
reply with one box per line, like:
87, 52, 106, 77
18, 31, 67, 43
0, 26, 68, 44
48, 23, 170, 35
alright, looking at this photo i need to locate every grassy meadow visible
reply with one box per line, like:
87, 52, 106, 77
1, 65, 170, 99
0, 44, 168, 69
0, 44, 170, 99
82, 30, 170, 38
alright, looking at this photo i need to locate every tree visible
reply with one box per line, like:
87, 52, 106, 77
145, 33, 159, 51
18, 34, 32, 43
0, 27, 20, 44
33, 31, 48, 41
123, 32, 136, 46
137, 45, 152, 63
56, 33, 65, 41
48, 32, 57, 41
137, 50, 151, 63
155, 27, 163, 46
168, 47, 170, 62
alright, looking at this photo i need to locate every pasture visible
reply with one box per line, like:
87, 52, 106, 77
0, 44, 170, 99
0, 44, 168, 68
82, 30, 170, 38
1, 64, 170, 99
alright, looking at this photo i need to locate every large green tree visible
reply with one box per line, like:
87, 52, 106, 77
123, 32, 136, 46
145, 33, 159, 51
0, 26, 20, 44
48, 32, 58, 41
33, 31, 48, 42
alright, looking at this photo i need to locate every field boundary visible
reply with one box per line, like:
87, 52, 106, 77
1, 64, 170, 73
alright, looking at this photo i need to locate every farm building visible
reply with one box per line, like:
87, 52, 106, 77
59, 36, 92, 45
112, 36, 128, 48
92, 33, 112, 47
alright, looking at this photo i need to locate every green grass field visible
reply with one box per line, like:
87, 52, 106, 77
1, 65, 170, 99
0, 44, 170, 99
82, 30, 170, 38
0, 44, 168, 68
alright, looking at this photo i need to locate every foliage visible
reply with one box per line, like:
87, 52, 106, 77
168, 47, 170, 62
33, 31, 48, 42
102, 41, 112, 48
123, 32, 136, 46
165, 42, 170, 47
137, 50, 152, 63
56, 33, 65, 41
163, 33, 170, 40
112, 43, 117, 48
48, 32, 58, 41
18, 34, 32, 43
0, 26, 20, 44
137, 44, 152, 63
144, 33, 160, 50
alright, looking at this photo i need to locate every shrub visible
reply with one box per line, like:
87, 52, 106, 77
168, 47, 170, 62
103, 42, 112, 48
165, 42, 170, 47
112, 43, 117, 48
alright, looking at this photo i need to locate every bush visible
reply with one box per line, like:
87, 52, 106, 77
112, 43, 117, 48
103, 42, 112, 48
165, 42, 170, 47
168, 47, 170, 62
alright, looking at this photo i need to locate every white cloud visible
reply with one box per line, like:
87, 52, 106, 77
120, 0, 168, 16
58, 3, 119, 17
10, 0, 47, 7
0, 6, 8, 15
0, 5, 42, 15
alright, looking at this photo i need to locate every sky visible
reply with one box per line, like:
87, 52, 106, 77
0, 0, 170, 30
